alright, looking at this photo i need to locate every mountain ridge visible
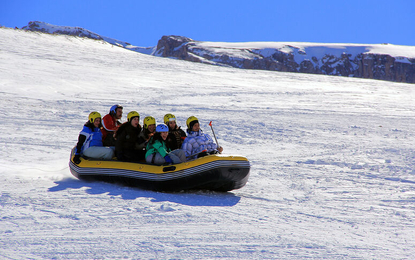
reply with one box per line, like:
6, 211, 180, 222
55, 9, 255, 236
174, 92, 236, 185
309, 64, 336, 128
20, 21, 415, 84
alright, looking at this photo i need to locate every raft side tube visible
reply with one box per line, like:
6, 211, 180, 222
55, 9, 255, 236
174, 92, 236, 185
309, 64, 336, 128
69, 147, 250, 191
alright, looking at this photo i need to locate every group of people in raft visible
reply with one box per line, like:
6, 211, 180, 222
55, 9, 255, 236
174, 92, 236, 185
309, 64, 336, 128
73, 104, 224, 165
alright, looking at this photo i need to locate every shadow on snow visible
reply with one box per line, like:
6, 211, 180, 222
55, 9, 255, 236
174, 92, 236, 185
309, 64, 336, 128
48, 177, 241, 207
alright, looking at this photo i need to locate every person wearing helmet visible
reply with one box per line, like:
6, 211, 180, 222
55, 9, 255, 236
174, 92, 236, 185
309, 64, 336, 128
163, 113, 186, 150
114, 111, 145, 162
181, 116, 223, 159
73, 112, 115, 164
136, 116, 157, 151
145, 124, 186, 165
101, 104, 123, 146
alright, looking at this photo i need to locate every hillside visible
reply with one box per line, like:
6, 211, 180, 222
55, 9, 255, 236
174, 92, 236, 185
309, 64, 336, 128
21, 21, 415, 84
1, 27, 415, 259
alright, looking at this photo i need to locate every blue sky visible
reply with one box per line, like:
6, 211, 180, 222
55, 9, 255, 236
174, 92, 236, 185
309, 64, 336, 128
2, 0, 414, 47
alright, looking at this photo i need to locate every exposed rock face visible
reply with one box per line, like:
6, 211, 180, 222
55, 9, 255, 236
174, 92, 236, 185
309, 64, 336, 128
154, 36, 203, 63
154, 36, 415, 84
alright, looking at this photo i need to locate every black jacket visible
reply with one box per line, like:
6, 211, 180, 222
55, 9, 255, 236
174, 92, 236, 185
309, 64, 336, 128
115, 122, 142, 155
167, 126, 187, 150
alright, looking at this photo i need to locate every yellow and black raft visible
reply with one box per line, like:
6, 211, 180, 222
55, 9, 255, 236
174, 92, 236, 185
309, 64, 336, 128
69, 148, 250, 192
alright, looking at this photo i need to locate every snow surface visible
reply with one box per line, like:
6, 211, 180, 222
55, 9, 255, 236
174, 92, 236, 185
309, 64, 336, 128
1, 27, 415, 259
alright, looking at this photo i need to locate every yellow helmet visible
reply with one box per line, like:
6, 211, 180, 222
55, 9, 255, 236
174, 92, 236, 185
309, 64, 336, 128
164, 113, 176, 125
143, 116, 156, 129
127, 111, 140, 122
186, 116, 199, 129
88, 111, 101, 124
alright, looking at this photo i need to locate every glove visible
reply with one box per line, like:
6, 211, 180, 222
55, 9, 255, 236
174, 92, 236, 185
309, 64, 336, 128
73, 154, 81, 164
164, 155, 173, 164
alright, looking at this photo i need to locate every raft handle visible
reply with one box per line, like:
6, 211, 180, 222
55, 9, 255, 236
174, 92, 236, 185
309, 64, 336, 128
163, 166, 176, 172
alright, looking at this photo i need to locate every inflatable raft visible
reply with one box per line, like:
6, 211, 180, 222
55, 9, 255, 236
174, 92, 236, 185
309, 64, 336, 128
69, 148, 250, 192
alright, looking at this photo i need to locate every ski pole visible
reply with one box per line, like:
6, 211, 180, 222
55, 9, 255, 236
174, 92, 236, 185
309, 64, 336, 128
209, 121, 221, 153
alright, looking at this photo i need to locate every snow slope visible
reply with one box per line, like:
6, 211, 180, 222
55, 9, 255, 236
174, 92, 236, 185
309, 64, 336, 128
1, 27, 415, 259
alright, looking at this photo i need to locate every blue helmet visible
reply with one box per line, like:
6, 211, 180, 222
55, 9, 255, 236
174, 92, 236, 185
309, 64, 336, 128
156, 124, 169, 132
109, 104, 123, 115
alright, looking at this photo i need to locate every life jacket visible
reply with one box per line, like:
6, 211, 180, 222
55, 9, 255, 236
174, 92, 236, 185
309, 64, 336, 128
79, 125, 103, 153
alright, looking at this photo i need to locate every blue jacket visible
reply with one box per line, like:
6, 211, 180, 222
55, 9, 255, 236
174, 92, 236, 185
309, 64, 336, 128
181, 130, 217, 158
75, 124, 103, 155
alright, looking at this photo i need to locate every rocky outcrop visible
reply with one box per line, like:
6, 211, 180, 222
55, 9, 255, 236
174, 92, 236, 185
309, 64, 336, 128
153, 36, 205, 63
154, 36, 415, 84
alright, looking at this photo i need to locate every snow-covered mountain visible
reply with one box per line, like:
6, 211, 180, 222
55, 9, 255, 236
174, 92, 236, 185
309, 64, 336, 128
154, 35, 415, 84
21, 21, 415, 84
21, 21, 131, 47
1, 26, 415, 259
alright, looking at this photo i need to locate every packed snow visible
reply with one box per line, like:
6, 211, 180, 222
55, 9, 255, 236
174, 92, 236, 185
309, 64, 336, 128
1, 27, 415, 259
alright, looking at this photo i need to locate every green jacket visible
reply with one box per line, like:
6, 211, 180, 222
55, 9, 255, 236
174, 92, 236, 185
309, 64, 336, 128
145, 139, 171, 158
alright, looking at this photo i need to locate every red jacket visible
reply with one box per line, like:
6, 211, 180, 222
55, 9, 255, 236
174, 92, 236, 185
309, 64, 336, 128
101, 114, 121, 141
